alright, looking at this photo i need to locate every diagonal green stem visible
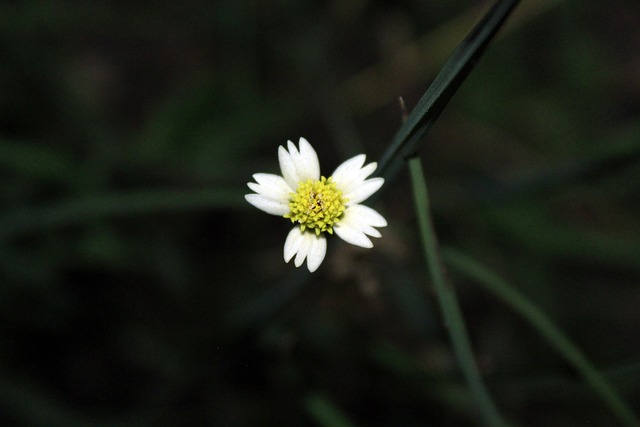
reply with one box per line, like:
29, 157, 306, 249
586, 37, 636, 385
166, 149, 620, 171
377, 0, 521, 182
443, 248, 640, 427
409, 157, 506, 427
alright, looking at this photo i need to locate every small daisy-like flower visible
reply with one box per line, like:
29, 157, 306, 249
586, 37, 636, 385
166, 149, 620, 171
245, 137, 387, 272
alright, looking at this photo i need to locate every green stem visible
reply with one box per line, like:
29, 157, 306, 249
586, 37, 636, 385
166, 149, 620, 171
443, 248, 640, 427
408, 157, 506, 427
378, 0, 521, 182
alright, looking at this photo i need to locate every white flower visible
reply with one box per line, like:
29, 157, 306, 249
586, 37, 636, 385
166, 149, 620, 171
245, 137, 387, 272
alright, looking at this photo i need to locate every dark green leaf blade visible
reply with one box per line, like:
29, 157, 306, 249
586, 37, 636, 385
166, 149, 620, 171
378, 0, 521, 180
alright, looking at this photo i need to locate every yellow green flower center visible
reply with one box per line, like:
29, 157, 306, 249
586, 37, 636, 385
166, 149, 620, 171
284, 176, 347, 235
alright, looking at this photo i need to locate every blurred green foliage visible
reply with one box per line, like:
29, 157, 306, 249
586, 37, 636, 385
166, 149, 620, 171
1, 0, 639, 426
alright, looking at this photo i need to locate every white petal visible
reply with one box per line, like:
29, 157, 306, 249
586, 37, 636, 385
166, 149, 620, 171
331, 154, 366, 189
245, 194, 290, 216
284, 227, 305, 262
247, 173, 292, 203
296, 137, 320, 182
334, 222, 373, 248
344, 177, 384, 205
284, 228, 327, 272
332, 154, 382, 197
346, 204, 388, 227
253, 173, 294, 193
286, 140, 300, 165
306, 234, 327, 272
361, 226, 382, 238
334, 204, 387, 248
279, 145, 300, 189
354, 162, 377, 182
247, 182, 261, 193
294, 232, 314, 267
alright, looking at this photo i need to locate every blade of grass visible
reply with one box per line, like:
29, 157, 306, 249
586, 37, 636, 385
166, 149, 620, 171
409, 157, 506, 427
369, 340, 475, 418
484, 202, 640, 270
342, 0, 561, 115
305, 393, 357, 427
377, 0, 521, 181
442, 248, 640, 427
495, 362, 640, 404
461, 120, 640, 206
0, 188, 245, 240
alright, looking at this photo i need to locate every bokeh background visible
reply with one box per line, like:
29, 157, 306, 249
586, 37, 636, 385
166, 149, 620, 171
2, 0, 640, 425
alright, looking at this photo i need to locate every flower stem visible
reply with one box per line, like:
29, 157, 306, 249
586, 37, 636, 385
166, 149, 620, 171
408, 156, 506, 427
378, 0, 521, 183
443, 247, 640, 427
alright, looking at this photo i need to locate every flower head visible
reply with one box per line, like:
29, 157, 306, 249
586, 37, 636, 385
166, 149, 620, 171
245, 137, 387, 272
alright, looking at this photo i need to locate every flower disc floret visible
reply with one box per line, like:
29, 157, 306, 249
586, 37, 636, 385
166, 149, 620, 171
284, 176, 346, 235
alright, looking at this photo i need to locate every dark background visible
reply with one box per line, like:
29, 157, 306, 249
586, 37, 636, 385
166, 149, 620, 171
1, 0, 640, 425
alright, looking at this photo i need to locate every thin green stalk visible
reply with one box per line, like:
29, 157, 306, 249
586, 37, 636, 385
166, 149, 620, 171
378, 0, 521, 182
443, 248, 640, 427
408, 157, 506, 427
